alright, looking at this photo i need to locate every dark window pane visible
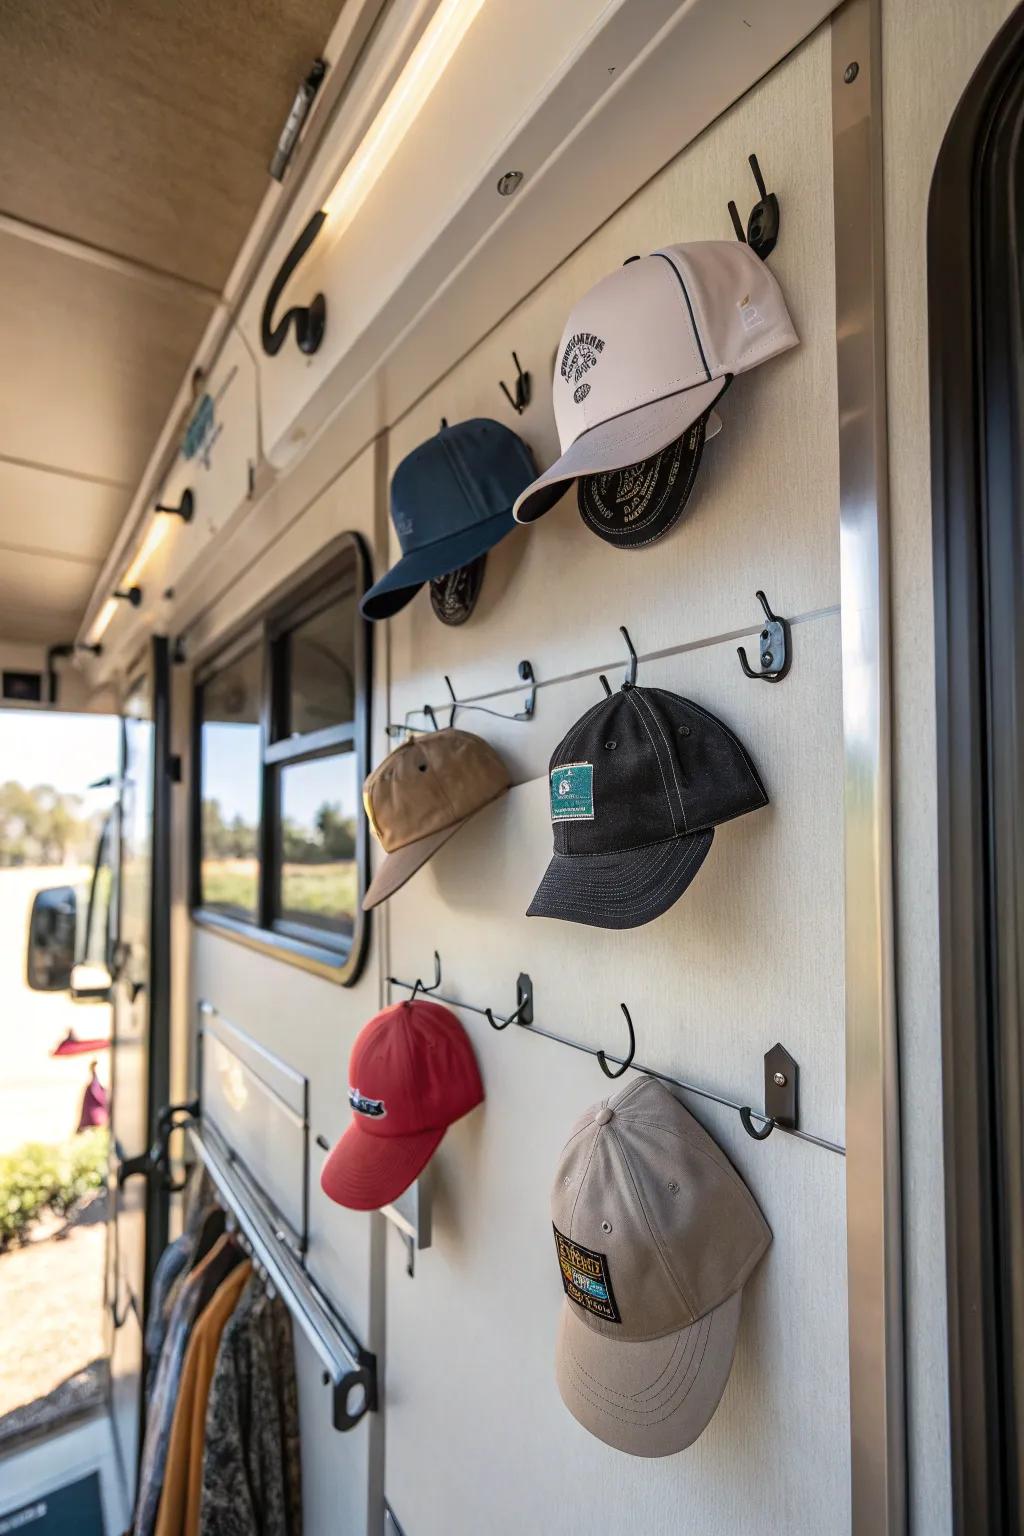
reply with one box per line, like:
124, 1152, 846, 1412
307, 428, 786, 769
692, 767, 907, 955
283, 565, 357, 737
199, 645, 262, 919
275, 751, 357, 941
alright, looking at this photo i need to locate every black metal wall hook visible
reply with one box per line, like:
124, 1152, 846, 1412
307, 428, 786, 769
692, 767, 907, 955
597, 1004, 636, 1079
498, 352, 530, 414
598, 626, 638, 699
389, 950, 443, 1004
114, 585, 143, 607
737, 590, 791, 682
740, 1043, 798, 1141
726, 153, 779, 260
155, 488, 194, 523
485, 974, 534, 1031
261, 209, 327, 357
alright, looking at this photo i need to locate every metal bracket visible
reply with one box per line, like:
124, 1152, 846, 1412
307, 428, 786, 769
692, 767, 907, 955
740, 1042, 798, 1140
737, 590, 791, 682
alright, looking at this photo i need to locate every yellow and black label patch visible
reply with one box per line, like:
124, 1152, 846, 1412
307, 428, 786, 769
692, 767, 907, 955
553, 1224, 621, 1324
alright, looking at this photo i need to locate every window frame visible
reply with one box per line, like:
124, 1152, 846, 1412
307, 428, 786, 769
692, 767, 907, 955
190, 534, 372, 986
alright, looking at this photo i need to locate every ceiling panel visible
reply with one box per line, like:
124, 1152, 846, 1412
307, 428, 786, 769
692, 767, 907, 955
0, 460, 131, 561
0, 0, 345, 290
0, 230, 212, 484
0, 603, 90, 645
0, 548, 100, 614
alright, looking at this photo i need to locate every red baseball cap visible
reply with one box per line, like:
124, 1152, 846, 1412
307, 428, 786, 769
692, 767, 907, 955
320, 998, 484, 1211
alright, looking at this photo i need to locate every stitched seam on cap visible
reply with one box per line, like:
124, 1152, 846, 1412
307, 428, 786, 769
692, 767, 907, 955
558, 695, 610, 763
633, 690, 687, 832
610, 1126, 696, 1317
566, 1123, 603, 1242
651, 689, 767, 803
440, 430, 484, 521
652, 252, 710, 381
624, 691, 678, 836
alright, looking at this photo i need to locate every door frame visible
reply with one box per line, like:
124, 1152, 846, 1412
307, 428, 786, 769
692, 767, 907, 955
929, 4, 1024, 1529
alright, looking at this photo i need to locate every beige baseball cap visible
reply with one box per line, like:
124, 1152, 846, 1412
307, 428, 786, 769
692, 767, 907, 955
362, 728, 510, 909
514, 240, 798, 525
551, 1076, 771, 1457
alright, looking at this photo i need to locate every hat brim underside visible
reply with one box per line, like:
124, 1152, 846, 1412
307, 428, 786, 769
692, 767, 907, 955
526, 827, 714, 930
362, 818, 468, 910
555, 1288, 742, 1458
512, 379, 728, 526
361, 508, 517, 621
320, 1120, 445, 1212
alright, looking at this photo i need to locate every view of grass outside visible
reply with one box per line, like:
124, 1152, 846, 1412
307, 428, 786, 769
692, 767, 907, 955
201, 792, 357, 932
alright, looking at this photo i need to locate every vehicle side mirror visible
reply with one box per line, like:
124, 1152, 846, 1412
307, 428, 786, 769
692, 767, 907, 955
26, 884, 77, 992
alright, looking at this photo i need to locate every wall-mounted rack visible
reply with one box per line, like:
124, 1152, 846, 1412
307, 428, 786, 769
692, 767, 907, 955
188, 1120, 377, 1432
388, 953, 844, 1157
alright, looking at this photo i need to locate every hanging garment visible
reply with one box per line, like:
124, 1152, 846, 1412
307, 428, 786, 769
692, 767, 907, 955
155, 1260, 252, 1536
134, 1234, 244, 1536
146, 1210, 227, 1400
145, 1235, 193, 1400
198, 1277, 302, 1536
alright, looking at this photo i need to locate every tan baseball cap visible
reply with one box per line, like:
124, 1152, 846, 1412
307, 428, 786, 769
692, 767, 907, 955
551, 1076, 771, 1457
513, 240, 798, 525
362, 728, 510, 909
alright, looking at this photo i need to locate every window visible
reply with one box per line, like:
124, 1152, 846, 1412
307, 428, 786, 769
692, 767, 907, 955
193, 537, 371, 983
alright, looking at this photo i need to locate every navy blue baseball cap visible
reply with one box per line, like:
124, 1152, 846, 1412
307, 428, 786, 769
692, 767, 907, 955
361, 419, 536, 621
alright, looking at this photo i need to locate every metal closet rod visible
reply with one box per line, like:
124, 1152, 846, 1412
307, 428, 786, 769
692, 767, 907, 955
388, 963, 845, 1158
187, 1121, 378, 1432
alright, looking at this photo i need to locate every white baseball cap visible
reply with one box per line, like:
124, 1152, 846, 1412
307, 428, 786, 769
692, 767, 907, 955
513, 241, 798, 525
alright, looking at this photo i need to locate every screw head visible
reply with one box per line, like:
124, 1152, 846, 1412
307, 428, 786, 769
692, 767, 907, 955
496, 170, 524, 197
843, 61, 859, 83
773, 1071, 787, 1086
762, 652, 774, 669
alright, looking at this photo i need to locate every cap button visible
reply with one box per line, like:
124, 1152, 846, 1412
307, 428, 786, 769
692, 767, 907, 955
594, 1106, 613, 1126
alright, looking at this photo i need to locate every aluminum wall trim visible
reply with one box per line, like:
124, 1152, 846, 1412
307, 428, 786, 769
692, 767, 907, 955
831, 1, 906, 1530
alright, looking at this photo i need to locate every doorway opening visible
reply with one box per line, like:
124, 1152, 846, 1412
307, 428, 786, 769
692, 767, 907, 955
0, 708, 119, 1449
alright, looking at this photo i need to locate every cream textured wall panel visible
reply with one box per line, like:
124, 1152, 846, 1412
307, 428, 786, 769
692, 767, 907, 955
882, 1, 1018, 1531
379, 25, 849, 1535
386, 27, 838, 707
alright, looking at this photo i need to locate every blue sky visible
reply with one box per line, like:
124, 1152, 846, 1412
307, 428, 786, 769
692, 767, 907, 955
0, 709, 119, 798
203, 724, 356, 829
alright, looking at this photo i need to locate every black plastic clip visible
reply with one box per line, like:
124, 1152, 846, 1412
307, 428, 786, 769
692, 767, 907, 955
737, 591, 791, 682
740, 1043, 798, 1140
598, 1004, 636, 1079
485, 973, 534, 1031
498, 352, 531, 415
727, 153, 779, 260
261, 209, 327, 357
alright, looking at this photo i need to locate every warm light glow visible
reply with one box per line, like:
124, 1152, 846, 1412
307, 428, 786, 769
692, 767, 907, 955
88, 597, 119, 647
322, 0, 487, 240
122, 514, 169, 589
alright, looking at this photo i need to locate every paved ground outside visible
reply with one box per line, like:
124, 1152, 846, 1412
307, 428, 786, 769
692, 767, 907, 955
0, 865, 111, 1435
0, 865, 109, 1154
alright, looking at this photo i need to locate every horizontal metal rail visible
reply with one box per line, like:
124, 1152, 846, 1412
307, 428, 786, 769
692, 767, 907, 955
188, 1121, 377, 1431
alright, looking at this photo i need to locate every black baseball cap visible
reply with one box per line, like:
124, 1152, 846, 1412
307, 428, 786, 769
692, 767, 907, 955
528, 684, 768, 929
361, 419, 535, 622
577, 403, 723, 550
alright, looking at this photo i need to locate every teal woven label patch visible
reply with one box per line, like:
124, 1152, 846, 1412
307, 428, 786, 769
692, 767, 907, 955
550, 762, 594, 822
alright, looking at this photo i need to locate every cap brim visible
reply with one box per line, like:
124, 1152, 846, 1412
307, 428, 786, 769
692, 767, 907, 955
555, 1288, 742, 1457
363, 818, 467, 910
320, 1120, 445, 1212
513, 379, 728, 525
526, 827, 713, 930
361, 509, 517, 621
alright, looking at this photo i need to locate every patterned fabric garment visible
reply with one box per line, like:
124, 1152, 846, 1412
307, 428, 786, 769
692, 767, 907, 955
134, 1235, 244, 1536
198, 1277, 302, 1536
